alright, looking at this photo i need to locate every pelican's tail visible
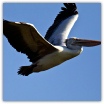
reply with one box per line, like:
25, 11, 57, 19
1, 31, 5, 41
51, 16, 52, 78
18, 65, 36, 76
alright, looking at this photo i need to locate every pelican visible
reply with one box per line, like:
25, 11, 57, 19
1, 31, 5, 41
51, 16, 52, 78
3, 3, 101, 76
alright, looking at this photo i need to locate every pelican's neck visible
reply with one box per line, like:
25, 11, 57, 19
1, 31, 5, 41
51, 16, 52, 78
55, 46, 83, 56
69, 47, 83, 55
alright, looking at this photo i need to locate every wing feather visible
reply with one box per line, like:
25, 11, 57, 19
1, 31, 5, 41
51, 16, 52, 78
45, 3, 78, 46
3, 20, 57, 62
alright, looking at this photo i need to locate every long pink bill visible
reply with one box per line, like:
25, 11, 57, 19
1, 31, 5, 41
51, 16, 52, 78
74, 38, 101, 47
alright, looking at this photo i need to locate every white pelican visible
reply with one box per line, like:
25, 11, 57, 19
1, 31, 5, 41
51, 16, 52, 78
3, 3, 101, 76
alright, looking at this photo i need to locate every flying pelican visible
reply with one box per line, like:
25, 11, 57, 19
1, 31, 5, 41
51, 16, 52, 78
3, 3, 101, 76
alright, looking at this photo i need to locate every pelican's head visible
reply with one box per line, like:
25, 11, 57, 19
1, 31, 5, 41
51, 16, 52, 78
65, 37, 101, 50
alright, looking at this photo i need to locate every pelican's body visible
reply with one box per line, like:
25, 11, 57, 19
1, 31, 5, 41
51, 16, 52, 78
3, 3, 101, 76
32, 46, 82, 72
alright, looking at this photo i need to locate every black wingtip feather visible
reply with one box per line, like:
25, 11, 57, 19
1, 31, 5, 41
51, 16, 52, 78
56, 3, 78, 22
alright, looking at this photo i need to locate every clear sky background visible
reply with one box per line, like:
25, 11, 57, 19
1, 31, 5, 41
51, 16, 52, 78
3, 3, 101, 101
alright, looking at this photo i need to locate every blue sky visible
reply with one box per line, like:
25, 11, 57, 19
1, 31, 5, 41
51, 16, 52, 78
3, 3, 101, 101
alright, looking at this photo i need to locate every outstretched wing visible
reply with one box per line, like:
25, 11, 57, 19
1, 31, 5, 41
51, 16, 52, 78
3, 20, 57, 62
45, 3, 78, 46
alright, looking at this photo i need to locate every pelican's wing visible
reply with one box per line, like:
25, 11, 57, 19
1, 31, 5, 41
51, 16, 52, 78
3, 20, 57, 62
45, 3, 78, 46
